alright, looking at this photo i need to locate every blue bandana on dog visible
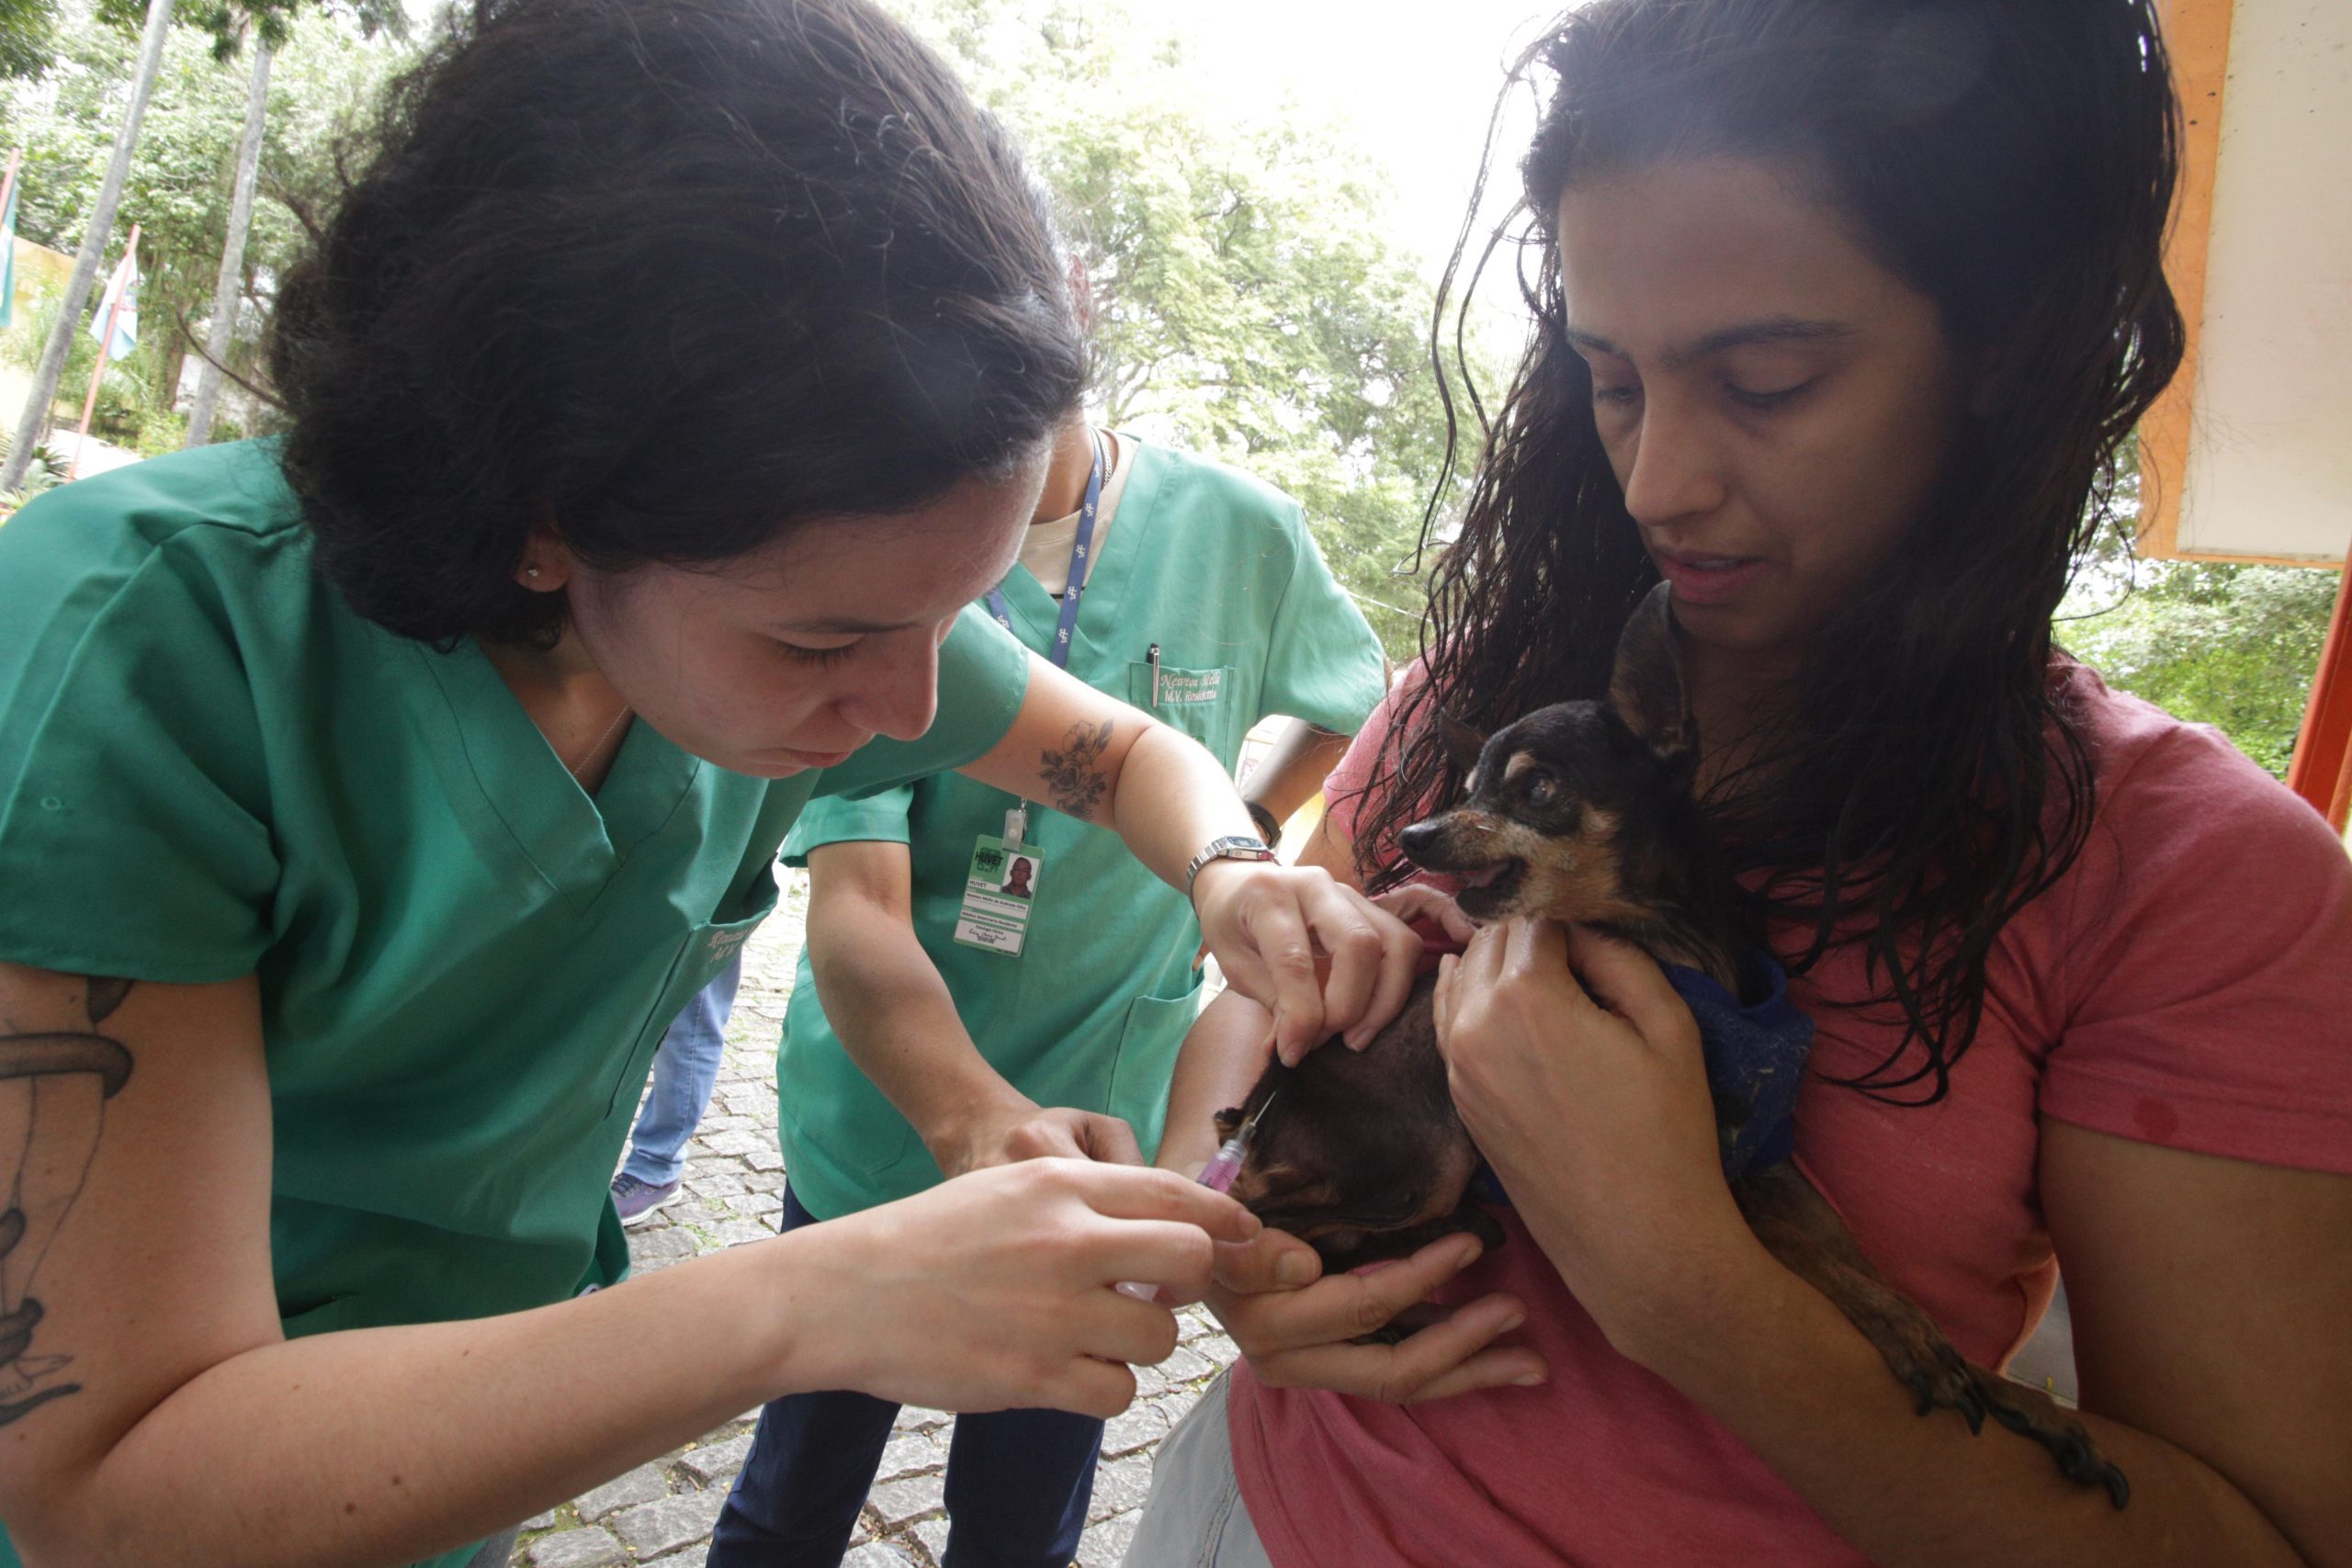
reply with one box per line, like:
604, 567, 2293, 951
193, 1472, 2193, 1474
1667, 953, 1813, 1178
1475, 951, 1813, 1205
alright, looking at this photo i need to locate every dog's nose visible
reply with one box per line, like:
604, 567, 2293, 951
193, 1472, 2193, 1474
1397, 820, 1442, 862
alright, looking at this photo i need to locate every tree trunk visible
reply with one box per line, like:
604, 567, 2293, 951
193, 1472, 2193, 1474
153, 312, 187, 413
0, 0, 176, 493
185, 38, 269, 449
147, 256, 197, 410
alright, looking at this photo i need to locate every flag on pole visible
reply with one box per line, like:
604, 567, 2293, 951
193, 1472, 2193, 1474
0, 176, 17, 333
89, 244, 139, 363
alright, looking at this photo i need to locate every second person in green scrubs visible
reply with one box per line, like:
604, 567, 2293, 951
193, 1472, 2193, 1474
710, 416, 1388, 1563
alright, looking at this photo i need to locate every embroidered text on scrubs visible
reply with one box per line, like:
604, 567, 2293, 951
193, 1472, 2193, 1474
1038, 719, 1114, 819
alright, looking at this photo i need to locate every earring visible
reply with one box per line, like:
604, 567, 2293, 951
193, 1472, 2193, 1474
526, 566, 543, 580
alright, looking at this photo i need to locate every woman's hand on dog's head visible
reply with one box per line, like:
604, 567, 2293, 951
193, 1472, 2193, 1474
1371, 883, 1480, 946
1203, 1225, 1548, 1404
1190, 863, 1425, 1065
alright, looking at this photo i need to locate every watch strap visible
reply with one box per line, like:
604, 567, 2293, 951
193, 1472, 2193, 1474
1185, 834, 1276, 895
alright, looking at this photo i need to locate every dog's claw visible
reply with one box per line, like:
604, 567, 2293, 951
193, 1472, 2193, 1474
1964, 1371, 2132, 1508
1815, 1274, 2130, 1506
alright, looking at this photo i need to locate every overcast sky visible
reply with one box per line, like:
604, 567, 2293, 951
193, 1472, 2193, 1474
1169, 0, 1566, 276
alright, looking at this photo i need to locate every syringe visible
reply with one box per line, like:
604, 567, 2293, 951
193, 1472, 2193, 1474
1116, 1091, 1275, 1302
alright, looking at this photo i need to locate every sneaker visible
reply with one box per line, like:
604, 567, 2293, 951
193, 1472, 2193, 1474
612, 1172, 683, 1226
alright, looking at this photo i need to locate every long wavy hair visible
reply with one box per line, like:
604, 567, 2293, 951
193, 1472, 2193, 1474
1351, 0, 2185, 1102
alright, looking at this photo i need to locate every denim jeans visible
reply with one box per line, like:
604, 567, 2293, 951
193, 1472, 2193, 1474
619, 953, 743, 1186
1124, 1373, 1272, 1568
707, 1190, 1104, 1568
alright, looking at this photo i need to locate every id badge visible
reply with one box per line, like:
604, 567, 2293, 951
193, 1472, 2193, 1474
954, 834, 1044, 956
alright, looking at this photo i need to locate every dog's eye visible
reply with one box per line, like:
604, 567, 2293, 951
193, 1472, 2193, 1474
1526, 774, 1558, 807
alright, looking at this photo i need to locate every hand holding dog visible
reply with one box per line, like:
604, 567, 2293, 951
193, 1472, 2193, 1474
932, 1094, 1145, 1179
790, 1158, 1258, 1419
1166, 881, 1544, 1405
1204, 1226, 1547, 1404
1432, 918, 1768, 1366
1369, 881, 1481, 945
1189, 860, 1424, 1064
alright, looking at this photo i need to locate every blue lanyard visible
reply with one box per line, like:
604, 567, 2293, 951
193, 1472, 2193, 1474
983, 429, 1105, 671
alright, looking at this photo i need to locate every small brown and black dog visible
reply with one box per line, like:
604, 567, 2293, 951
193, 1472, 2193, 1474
1218, 582, 2129, 1506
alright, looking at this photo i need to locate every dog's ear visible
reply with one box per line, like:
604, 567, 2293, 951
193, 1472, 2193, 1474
1438, 713, 1487, 777
1609, 582, 1692, 763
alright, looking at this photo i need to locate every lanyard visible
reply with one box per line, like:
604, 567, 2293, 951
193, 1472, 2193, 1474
983, 429, 1105, 672
982, 430, 1106, 851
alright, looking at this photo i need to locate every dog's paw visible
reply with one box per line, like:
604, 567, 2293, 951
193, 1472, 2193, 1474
1850, 1295, 2129, 1506
1833, 1287, 1987, 1432
1973, 1369, 2131, 1508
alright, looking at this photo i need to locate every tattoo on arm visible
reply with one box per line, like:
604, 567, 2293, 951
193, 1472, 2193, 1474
84, 976, 131, 1027
1038, 719, 1115, 820
0, 975, 136, 1426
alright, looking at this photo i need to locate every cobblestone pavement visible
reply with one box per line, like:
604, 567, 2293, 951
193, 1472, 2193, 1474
508, 874, 1238, 1568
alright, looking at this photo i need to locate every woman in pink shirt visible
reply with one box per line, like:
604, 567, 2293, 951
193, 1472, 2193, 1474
1129, 1, 2352, 1563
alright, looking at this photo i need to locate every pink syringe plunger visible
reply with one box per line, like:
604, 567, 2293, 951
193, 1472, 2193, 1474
1115, 1093, 1274, 1301
1194, 1134, 1249, 1194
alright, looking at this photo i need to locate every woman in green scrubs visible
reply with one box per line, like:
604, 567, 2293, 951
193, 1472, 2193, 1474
0, 4, 1416, 1566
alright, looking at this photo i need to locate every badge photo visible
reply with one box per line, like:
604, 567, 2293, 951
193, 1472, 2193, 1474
954, 834, 1045, 956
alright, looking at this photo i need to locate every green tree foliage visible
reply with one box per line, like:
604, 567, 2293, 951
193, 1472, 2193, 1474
91, 0, 402, 61
896, 0, 1459, 655
0, 0, 58, 80
0, 0, 408, 439
2061, 465, 2337, 779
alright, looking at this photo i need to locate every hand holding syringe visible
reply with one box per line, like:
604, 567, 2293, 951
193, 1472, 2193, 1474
1116, 1091, 1274, 1303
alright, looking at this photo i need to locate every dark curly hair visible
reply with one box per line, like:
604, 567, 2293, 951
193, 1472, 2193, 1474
1355, 0, 2185, 1103
269, 0, 1086, 648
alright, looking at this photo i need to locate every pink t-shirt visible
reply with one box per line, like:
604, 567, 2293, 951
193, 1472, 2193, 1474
1228, 660, 2352, 1567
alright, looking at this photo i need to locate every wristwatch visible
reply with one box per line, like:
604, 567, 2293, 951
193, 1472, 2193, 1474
1185, 834, 1277, 896
1244, 799, 1284, 851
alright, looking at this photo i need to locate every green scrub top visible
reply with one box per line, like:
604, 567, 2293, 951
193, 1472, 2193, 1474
775, 438, 1386, 1221
0, 442, 1031, 1568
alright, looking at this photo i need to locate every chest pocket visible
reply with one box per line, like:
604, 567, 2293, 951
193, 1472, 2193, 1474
1129, 660, 1240, 761
603, 872, 778, 1116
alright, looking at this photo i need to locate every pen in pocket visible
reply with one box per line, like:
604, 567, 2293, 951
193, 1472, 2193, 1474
1147, 642, 1162, 707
